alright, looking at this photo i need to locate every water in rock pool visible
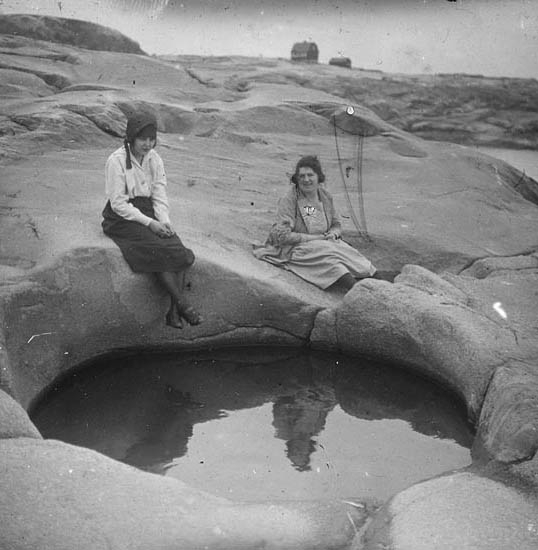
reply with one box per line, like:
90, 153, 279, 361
31, 348, 473, 502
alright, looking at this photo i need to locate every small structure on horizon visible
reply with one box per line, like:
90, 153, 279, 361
329, 56, 352, 69
291, 41, 319, 63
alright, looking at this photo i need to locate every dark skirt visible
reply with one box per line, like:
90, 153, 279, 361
102, 197, 194, 273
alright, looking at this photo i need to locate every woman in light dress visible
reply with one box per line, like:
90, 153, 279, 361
254, 155, 377, 290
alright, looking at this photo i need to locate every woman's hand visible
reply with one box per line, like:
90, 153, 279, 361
163, 222, 176, 236
149, 220, 174, 238
324, 230, 340, 241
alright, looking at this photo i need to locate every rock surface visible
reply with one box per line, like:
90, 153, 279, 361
474, 362, 538, 463
1, 17, 538, 550
167, 54, 538, 150
0, 389, 41, 439
0, 14, 145, 54
361, 472, 538, 550
311, 265, 526, 419
0, 438, 365, 550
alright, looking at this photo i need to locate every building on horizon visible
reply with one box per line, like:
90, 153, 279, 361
329, 56, 352, 69
291, 41, 319, 63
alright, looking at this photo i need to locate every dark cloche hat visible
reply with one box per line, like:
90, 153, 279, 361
125, 112, 158, 143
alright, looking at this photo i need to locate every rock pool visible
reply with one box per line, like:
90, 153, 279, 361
31, 347, 473, 502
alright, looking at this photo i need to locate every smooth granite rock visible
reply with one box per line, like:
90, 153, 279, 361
0, 389, 41, 440
0, 438, 365, 550
474, 361, 538, 463
0, 15, 145, 54
461, 254, 538, 279
0, 247, 331, 408
311, 267, 518, 419
360, 472, 538, 550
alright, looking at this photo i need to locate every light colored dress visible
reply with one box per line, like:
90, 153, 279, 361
254, 186, 375, 289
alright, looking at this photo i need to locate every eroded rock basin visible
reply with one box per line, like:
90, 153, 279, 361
2, 249, 538, 549
31, 347, 473, 503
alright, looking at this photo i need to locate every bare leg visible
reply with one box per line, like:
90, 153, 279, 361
175, 271, 186, 294
164, 294, 183, 328
155, 271, 189, 308
155, 271, 201, 327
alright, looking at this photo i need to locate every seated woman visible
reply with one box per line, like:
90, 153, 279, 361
102, 111, 202, 329
254, 155, 376, 290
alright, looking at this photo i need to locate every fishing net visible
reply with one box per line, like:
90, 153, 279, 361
330, 105, 382, 241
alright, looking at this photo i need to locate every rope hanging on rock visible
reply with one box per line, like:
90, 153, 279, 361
355, 129, 369, 238
332, 107, 370, 240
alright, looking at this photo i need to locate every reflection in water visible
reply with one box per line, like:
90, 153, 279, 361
31, 349, 474, 501
123, 386, 206, 473
273, 387, 335, 471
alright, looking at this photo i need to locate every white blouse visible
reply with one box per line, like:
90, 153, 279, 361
105, 146, 171, 226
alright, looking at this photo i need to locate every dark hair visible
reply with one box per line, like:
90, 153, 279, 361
290, 155, 325, 185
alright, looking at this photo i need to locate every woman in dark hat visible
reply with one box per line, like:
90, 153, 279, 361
102, 111, 202, 329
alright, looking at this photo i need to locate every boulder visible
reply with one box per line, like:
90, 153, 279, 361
0, 438, 365, 550
461, 253, 538, 279
360, 472, 538, 550
0, 15, 145, 54
473, 362, 538, 463
0, 68, 55, 98
312, 265, 518, 418
0, 389, 41, 439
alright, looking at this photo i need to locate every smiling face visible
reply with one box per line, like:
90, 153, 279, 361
297, 166, 320, 196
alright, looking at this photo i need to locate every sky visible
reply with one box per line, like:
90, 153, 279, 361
1, 0, 538, 78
